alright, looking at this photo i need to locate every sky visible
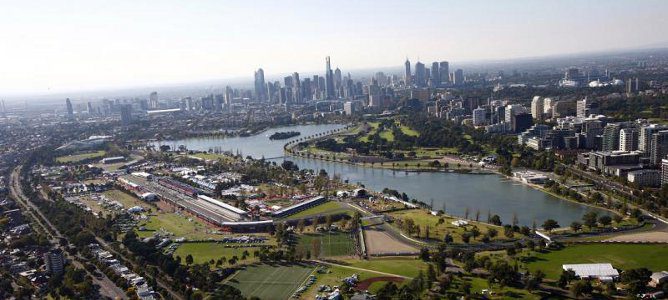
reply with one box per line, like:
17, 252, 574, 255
1, 0, 667, 96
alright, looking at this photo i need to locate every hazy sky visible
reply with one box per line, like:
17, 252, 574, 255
1, 0, 667, 96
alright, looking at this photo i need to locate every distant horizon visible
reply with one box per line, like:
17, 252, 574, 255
2, 0, 667, 98
3, 44, 667, 104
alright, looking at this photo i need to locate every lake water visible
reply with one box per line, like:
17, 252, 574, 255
156, 123, 609, 226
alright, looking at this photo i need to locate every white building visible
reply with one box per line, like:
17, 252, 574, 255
531, 96, 544, 120
563, 263, 619, 282
619, 128, 639, 152
472, 107, 487, 126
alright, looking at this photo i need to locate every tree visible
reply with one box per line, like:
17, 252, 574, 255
489, 215, 502, 226
185, 254, 194, 266
570, 221, 582, 232
621, 268, 652, 295
487, 228, 498, 238
443, 233, 453, 244
558, 270, 576, 289
582, 212, 598, 229
570, 280, 593, 299
297, 219, 305, 233
598, 215, 612, 227
542, 219, 560, 233
419, 248, 430, 261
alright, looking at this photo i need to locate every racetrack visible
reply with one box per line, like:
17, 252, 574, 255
364, 227, 418, 255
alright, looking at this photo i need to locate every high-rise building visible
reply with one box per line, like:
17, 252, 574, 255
149, 91, 158, 109
619, 128, 639, 152
292, 72, 301, 103
254, 68, 267, 101
431, 62, 440, 87
530, 96, 544, 120
325, 56, 335, 99
504, 104, 525, 123
414, 62, 426, 87
601, 123, 622, 151
662, 158, 668, 187
439, 61, 449, 85
44, 249, 65, 275
639, 124, 668, 155
334, 68, 342, 91
576, 97, 599, 118
404, 59, 412, 86
472, 107, 487, 126
453, 69, 464, 85
65, 98, 74, 120
650, 131, 668, 166
511, 113, 533, 133
87, 102, 94, 115
120, 104, 133, 125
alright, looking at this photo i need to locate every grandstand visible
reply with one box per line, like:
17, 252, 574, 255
271, 196, 327, 218
197, 195, 248, 221
157, 177, 198, 198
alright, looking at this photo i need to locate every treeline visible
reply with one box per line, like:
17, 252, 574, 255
269, 131, 300, 140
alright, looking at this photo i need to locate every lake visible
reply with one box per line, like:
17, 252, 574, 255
155, 123, 610, 226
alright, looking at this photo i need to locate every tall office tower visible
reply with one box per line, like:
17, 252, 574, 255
404, 59, 412, 86
453, 69, 464, 85
543, 97, 553, 116
565, 68, 580, 80
530, 96, 544, 120
224, 86, 233, 107
44, 249, 65, 275
120, 104, 133, 125
325, 56, 335, 99
1, 100, 6, 117
619, 128, 639, 152
292, 72, 301, 103
301, 78, 312, 101
576, 97, 599, 118
439, 61, 449, 84
334, 68, 342, 90
254, 68, 267, 101
650, 131, 668, 166
87, 102, 94, 115
149, 91, 158, 109
505, 104, 525, 123
65, 98, 74, 120
639, 124, 668, 155
414, 61, 426, 87
431, 62, 440, 87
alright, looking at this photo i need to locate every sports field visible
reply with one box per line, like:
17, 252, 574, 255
172, 242, 259, 266
297, 231, 355, 257
527, 243, 668, 279
285, 201, 354, 219
56, 150, 106, 163
225, 264, 315, 300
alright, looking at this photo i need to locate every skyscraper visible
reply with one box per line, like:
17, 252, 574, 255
120, 104, 133, 125
65, 98, 74, 120
404, 59, 411, 86
453, 69, 464, 85
325, 56, 335, 99
292, 72, 301, 103
439, 61, 449, 85
254, 68, 267, 101
531, 96, 544, 120
414, 61, 426, 87
149, 91, 158, 109
431, 62, 440, 87
44, 249, 64, 275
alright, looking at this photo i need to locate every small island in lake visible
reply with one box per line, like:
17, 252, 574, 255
269, 131, 301, 140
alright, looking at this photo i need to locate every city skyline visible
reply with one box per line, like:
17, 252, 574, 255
1, 0, 668, 97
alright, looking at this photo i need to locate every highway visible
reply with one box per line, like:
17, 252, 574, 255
9, 166, 128, 300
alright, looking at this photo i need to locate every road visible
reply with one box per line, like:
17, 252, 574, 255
9, 166, 128, 300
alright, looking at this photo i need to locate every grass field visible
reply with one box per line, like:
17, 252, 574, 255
56, 150, 106, 163
302, 265, 382, 299
103, 189, 153, 211
136, 212, 221, 240
190, 152, 233, 162
225, 264, 315, 300
297, 232, 355, 257
388, 209, 508, 244
285, 201, 353, 219
172, 242, 259, 266
527, 243, 668, 279
339, 257, 429, 278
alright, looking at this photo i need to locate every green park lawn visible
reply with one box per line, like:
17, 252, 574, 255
190, 152, 233, 161
527, 243, 668, 280
173, 242, 259, 266
225, 264, 315, 300
103, 189, 153, 211
136, 212, 222, 240
296, 231, 356, 257
339, 257, 429, 278
388, 209, 508, 244
56, 150, 106, 163
285, 201, 354, 220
